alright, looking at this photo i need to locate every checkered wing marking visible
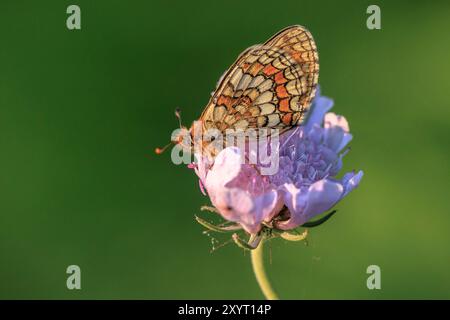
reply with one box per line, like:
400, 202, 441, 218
200, 25, 319, 132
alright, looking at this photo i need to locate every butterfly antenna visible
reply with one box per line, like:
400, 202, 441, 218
155, 142, 172, 155
175, 107, 183, 128
155, 107, 184, 155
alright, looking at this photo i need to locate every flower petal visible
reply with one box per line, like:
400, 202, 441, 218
276, 183, 308, 229
277, 179, 344, 230
210, 188, 280, 234
324, 126, 345, 151
204, 147, 243, 191
303, 179, 344, 217
253, 190, 282, 228
304, 95, 334, 131
324, 113, 349, 132
193, 154, 211, 184
198, 178, 207, 196
341, 170, 364, 197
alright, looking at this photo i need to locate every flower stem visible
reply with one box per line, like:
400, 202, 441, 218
251, 239, 279, 300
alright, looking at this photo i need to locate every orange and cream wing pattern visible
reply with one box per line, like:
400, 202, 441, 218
200, 25, 319, 132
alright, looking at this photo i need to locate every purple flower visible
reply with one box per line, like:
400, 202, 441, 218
192, 90, 363, 234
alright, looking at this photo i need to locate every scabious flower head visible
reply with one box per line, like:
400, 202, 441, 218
191, 89, 363, 235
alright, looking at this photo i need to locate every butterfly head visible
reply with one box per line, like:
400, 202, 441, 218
172, 126, 194, 150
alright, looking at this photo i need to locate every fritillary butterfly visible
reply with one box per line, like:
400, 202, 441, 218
156, 25, 319, 155
201, 25, 319, 132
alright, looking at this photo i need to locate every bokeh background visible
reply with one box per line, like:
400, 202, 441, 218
0, 0, 449, 299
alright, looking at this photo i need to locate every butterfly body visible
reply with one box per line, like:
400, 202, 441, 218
160, 26, 319, 157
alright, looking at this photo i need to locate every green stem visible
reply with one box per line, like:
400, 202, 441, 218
251, 239, 279, 300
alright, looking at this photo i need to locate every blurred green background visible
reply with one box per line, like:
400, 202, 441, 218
0, 0, 449, 299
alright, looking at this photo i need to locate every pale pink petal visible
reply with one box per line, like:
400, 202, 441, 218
210, 188, 280, 234
324, 113, 349, 132
204, 147, 243, 191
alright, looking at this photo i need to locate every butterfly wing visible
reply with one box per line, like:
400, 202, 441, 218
201, 25, 319, 132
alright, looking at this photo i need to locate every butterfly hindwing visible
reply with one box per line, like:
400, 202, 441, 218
201, 25, 319, 132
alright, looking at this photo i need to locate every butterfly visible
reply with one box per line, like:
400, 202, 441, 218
156, 25, 319, 156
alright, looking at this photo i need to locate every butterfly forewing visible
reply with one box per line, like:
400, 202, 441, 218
201, 25, 319, 133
